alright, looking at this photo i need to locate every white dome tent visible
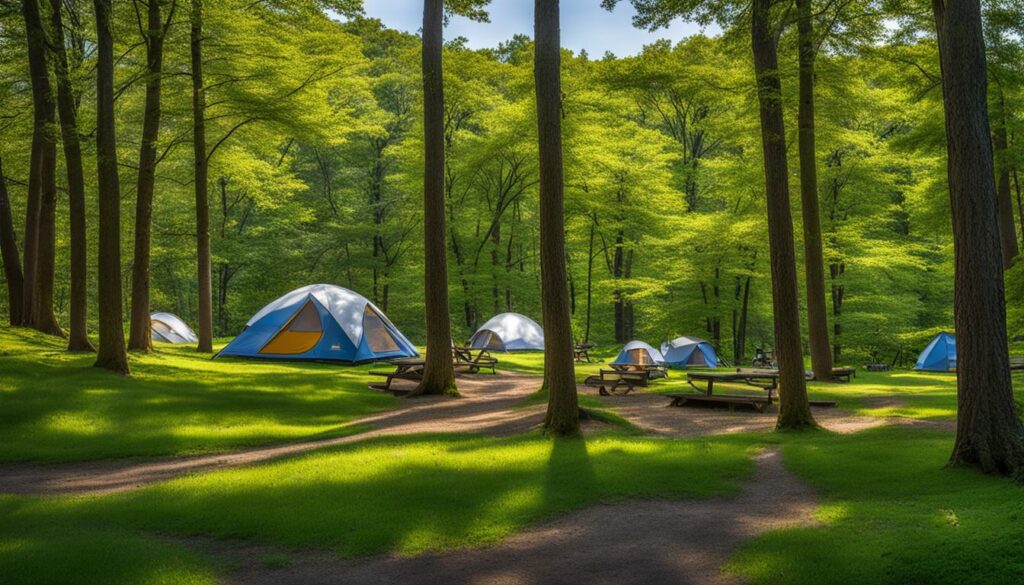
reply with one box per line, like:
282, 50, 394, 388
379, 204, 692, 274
469, 312, 545, 352
150, 312, 198, 344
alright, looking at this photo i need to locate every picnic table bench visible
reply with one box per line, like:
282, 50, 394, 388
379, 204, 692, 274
452, 346, 498, 374
583, 369, 649, 396
368, 358, 425, 396
826, 366, 856, 382
1010, 356, 1024, 371
574, 343, 595, 363
674, 368, 837, 411
609, 362, 669, 380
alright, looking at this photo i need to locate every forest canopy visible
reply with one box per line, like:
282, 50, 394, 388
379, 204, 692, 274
0, 0, 1021, 365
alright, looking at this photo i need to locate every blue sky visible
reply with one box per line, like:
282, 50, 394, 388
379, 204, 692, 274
359, 0, 717, 57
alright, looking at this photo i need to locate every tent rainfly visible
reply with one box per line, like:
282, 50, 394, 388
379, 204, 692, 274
215, 284, 418, 363
469, 312, 544, 351
660, 336, 719, 368
914, 332, 956, 372
613, 340, 665, 366
150, 312, 198, 344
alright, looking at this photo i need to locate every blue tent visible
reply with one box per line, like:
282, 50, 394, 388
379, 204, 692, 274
613, 340, 665, 366
216, 284, 418, 363
914, 332, 956, 372
660, 336, 719, 368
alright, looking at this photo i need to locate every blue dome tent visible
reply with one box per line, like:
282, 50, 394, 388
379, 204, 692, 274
914, 332, 956, 372
613, 340, 665, 366
216, 284, 418, 363
660, 336, 719, 368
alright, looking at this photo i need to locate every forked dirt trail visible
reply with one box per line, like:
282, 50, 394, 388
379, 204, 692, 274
0, 373, 547, 496
202, 449, 813, 585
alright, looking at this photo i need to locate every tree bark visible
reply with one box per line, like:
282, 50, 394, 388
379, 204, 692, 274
22, 0, 63, 336
535, 0, 579, 436
129, 0, 173, 351
0, 158, 24, 326
584, 214, 595, 343
93, 0, 130, 374
751, 0, 816, 430
992, 93, 1019, 269
191, 0, 213, 352
50, 0, 94, 351
933, 0, 1024, 479
796, 0, 833, 380
411, 0, 457, 397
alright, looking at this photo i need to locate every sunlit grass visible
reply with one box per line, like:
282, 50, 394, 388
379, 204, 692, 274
728, 426, 1024, 585
0, 328, 395, 462
0, 433, 754, 583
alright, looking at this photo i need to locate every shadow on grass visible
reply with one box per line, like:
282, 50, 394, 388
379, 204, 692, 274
0, 328, 395, 462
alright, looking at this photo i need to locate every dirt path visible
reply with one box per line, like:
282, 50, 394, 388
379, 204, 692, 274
594, 392, 889, 436
0, 373, 547, 496
0, 372, 949, 497
183, 448, 813, 585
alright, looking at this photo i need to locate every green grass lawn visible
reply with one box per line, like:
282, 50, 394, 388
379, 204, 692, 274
3, 332, 1023, 585
0, 328, 395, 462
729, 426, 1024, 585
0, 433, 754, 584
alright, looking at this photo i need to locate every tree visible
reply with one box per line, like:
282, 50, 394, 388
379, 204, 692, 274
933, 0, 1024, 479
752, 0, 815, 429
129, 0, 176, 352
49, 0, 94, 352
21, 0, 62, 336
191, 0, 213, 352
0, 157, 23, 326
93, 0, 130, 374
795, 0, 833, 381
411, 0, 457, 396
535, 0, 579, 436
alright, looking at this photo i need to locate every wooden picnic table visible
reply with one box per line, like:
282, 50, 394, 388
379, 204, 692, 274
609, 362, 668, 379
452, 346, 498, 374
367, 358, 425, 395
583, 369, 649, 396
671, 368, 837, 411
574, 343, 595, 363
1010, 356, 1024, 371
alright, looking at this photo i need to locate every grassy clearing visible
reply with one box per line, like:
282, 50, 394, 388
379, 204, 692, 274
0, 328, 394, 462
729, 426, 1024, 585
0, 433, 754, 583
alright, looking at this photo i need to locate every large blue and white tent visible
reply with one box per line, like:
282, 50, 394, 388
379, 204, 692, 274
914, 332, 956, 372
660, 336, 719, 368
613, 340, 665, 366
216, 284, 418, 363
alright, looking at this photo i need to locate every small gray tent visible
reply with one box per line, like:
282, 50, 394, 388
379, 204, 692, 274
150, 312, 198, 344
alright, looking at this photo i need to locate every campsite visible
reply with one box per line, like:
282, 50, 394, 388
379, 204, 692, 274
2, 1, 1024, 584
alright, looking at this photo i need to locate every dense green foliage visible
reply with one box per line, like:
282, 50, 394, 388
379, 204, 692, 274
0, 3, 1021, 363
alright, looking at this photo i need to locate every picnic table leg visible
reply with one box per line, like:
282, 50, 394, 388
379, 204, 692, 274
706, 378, 714, 396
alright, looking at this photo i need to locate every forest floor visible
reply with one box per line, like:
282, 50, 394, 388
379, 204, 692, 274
2, 328, 1023, 585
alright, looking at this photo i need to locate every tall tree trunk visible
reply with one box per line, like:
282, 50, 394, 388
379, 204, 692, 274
796, 0, 833, 380
535, 0, 578, 436
191, 0, 213, 352
93, 0, 130, 374
1014, 169, 1024, 249
584, 214, 595, 343
612, 229, 625, 343
752, 0, 816, 430
412, 0, 457, 397
0, 159, 24, 326
129, 0, 172, 351
22, 0, 63, 336
830, 262, 844, 363
992, 92, 1018, 269
933, 0, 1024, 479
50, 0, 94, 351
